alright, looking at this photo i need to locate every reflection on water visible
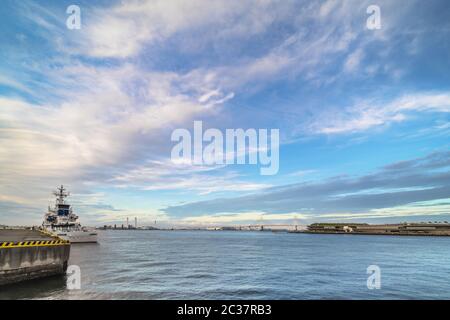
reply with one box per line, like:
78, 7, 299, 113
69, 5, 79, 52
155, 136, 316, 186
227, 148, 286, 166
0, 274, 66, 300
2, 230, 450, 300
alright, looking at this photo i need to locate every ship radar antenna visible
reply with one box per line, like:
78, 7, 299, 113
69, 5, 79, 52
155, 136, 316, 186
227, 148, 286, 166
53, 185, 70, 204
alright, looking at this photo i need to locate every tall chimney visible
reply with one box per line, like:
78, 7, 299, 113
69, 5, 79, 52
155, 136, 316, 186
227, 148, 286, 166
135, 217, 137, 229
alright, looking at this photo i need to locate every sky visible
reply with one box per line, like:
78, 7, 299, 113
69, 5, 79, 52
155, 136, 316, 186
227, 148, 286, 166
0, 0, 449, 227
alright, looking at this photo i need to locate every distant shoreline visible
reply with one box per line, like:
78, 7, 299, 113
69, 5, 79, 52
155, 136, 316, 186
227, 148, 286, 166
4, 222, 450, 237
303, 222, 450, 237
294, 231, 450, 237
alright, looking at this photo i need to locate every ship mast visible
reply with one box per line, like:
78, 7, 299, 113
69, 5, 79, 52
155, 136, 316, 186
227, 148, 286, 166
53, 185, 70, 205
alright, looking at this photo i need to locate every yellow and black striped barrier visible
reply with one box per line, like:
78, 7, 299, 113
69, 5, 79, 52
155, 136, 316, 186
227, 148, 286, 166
39, 229, 56, 237
0, 239, 70, 249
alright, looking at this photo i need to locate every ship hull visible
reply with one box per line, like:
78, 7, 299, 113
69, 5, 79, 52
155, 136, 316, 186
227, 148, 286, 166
53, 230, 98, 243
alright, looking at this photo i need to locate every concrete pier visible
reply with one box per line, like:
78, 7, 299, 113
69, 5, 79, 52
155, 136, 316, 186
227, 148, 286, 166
0, 229, 70, 286
304, 223, 450, 236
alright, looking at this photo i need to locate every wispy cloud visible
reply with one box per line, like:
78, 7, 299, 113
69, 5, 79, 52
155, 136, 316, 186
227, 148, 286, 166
112, 160, 271, 195
312, 92, 450, 134
163, 150, 450, 220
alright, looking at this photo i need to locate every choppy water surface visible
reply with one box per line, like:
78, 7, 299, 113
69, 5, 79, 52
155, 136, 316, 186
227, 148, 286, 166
1, 230, 450, 299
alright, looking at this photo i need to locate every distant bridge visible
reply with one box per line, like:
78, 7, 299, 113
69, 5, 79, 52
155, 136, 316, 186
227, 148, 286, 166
220, 224, 307, 231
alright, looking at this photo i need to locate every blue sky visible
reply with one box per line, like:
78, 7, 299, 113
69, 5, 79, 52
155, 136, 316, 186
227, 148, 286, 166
0, 0, 449, 227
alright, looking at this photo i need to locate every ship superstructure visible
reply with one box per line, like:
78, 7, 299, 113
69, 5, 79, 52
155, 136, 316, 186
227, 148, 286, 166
43, 186, 97, 243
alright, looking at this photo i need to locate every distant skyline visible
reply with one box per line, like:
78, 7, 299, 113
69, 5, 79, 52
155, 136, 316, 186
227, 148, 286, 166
0, 0, 449, 227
